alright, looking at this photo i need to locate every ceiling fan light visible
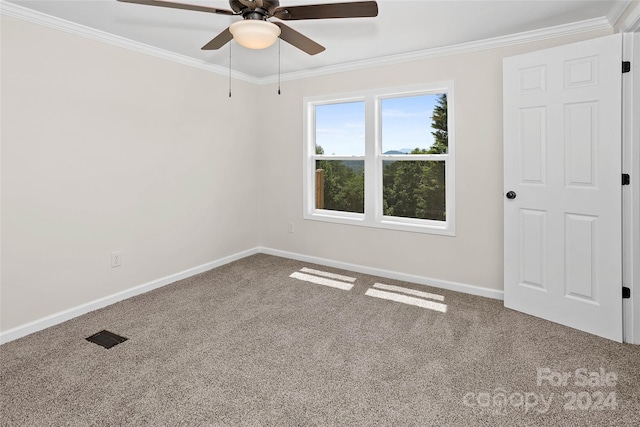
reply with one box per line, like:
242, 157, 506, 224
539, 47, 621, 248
229, 20, 281, 50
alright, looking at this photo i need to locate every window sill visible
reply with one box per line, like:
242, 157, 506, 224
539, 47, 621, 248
304, 211, 455, 236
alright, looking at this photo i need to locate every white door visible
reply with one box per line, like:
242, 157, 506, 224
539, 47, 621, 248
503, 34, 623, 342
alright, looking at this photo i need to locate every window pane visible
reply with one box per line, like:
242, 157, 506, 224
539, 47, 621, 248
381, 94, 448, 154
383, 160, 445, 221
315, 102, 365, 156
315, 159, 364, 213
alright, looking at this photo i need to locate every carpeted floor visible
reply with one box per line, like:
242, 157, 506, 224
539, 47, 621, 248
1, 254, 639, 426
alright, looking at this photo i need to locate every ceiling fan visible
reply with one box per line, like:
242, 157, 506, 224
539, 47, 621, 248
117, 0, 379, 55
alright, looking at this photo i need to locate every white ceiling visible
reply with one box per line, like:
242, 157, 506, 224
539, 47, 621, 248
4, 0, 632, 79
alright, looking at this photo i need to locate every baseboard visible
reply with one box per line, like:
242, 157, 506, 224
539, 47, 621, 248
259, 247, 504, 301
0, 247, 260, 345
1, 245, 503, 345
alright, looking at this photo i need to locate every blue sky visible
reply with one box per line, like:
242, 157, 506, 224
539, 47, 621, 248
315, 94, 441, 156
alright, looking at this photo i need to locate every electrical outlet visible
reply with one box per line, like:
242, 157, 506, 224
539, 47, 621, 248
287, 222, 294, 233
111, 251, 122, 268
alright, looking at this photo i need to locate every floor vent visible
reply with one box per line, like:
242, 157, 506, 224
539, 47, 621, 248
86, 330, 128, 349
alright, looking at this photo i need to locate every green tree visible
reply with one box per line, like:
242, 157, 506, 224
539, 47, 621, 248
382, 148, 445, 221
315, 145, 364, 213
429, 94, 448, 154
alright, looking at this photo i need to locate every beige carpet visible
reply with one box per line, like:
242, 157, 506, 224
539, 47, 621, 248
1, 254, 639, 426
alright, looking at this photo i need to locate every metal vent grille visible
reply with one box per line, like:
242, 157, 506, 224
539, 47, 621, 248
86, 330, 128, 349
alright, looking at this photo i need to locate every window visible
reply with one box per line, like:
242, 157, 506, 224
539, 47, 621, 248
304, 83, 455, 235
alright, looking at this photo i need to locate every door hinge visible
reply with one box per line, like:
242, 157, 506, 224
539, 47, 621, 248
622, 61, 631, 73
623, 287, 631, 299
622, 174, 630, 185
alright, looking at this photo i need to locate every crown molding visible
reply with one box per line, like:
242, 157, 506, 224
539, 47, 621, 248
619, 0, 640, 31
2, 1, 612, 85
261, 16, 612, 84
0, 1, 260, 84
607, 0, 633, 26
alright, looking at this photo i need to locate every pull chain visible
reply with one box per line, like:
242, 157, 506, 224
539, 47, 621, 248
228, 42, 232, 98
278, 38, 281, 95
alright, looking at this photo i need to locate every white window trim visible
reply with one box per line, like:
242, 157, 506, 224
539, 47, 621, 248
303, 82, 455, 236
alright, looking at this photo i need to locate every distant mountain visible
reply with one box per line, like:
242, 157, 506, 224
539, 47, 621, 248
383, 148, 421, 154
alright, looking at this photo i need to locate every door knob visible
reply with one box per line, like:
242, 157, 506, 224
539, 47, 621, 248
506, 191, 517, 200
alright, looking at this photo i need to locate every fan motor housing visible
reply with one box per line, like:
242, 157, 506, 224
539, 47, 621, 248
230, 0, 280, 17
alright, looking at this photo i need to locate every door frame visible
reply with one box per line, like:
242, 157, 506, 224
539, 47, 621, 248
621, 9, 640, 344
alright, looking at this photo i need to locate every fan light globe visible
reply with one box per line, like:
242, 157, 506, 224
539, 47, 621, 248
229, 20, 281, 50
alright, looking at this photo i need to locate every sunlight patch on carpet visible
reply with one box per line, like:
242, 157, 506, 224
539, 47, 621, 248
300, 267, 356, 283
290, 270, 354, 291
372, 282, 445, 301
365, 288, 447, 313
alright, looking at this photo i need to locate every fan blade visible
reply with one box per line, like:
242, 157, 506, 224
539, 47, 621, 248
274, 22, 325, 55
117, 0, 235, 15
201, 27, 233, 50
274, 1, 378, 20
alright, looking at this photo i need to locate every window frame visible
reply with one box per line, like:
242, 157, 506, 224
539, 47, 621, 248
303, 82, 455, 236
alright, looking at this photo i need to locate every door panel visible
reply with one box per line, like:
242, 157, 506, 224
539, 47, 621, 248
519, 107, 546, 184
503, 34, 622, 341
564, 213, 596, 302
519, 209, 546, 290
565, 102, 597, 186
